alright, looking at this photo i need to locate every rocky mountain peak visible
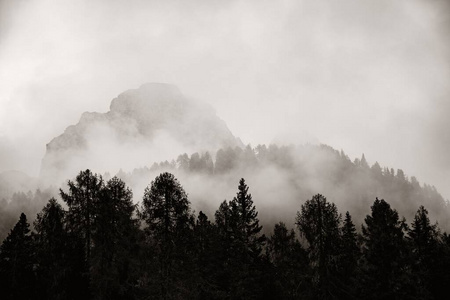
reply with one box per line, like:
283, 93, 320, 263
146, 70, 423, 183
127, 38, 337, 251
40, 83, 242, 183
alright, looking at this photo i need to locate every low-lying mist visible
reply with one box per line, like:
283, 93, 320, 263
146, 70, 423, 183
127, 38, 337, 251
110, 144, 449, 235
1, 143, 447, 241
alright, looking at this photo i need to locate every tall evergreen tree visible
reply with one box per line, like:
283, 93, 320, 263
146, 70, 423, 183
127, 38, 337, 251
266, 222, 309, 299
296, 194, 341, 299
193, 211, 222, 299
0, 213, 35, 300
228, 178, 265, 299
140, 172, 195, 299
91, 176, 139, 300
339, 211, 360, 297
33, 197, 89, 300
361, 198, 412, 299
408, 206, 439, 299
229, 178, 265, 260
34, 198, 69, 300
60, 169, 104, 265
214, 200, 234, 296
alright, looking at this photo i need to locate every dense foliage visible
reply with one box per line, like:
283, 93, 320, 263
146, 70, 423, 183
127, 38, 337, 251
1, 170, 450, 299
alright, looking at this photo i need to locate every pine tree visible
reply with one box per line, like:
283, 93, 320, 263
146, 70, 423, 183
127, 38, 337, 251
0, 213, 35, 300
361, 198, 412, 299
91, 176, 139, 300
295, 194, 341, 298
229, 178, 265, 260
212, 179, 265, 299
360, 154, 369, 169
266, 222, 309, 299
408, 206, 439, 298
194, 211, 222, 298
60, 169, 104, 265
339, 211, 360, 297
176, 153, 190, 172
34, 198, 69, 300
140, 172, 195, 299
189, 152, 202, 173
201, 152, 214, 175
228, 178, 265, 299
213, 200, 234, 296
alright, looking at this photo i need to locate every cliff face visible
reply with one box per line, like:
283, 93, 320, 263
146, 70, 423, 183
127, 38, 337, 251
40, 83, 242, 182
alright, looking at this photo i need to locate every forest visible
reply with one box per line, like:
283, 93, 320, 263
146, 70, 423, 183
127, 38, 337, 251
1, 169, 450, 300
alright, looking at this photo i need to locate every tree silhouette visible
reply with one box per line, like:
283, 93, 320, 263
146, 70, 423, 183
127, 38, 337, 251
0, 213, 35, 300
339, 211, 360, 297
361, 198, 412, 299
60, 169, 104, 265
228, 178, 265, 299
229, 178, 265, 260
408, 205, 440, 298
140, 172, 195, 299
267, 222, 309, 299
296, 194, 341, 298
91, 176, 139, 300
34, 198, 70, 300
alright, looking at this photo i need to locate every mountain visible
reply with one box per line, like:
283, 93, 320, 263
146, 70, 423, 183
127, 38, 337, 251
40, 83, 242, 183
34, 82, 449, 231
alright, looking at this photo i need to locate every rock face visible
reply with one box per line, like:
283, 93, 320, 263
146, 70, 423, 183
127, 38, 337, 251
40, 83, 242, 182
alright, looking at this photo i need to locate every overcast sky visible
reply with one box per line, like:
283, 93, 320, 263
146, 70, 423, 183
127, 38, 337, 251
1, 0, 450, 197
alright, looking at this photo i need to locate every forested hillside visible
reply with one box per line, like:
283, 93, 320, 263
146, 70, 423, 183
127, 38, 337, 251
123, 144, 449, 231
1, 170, 449, 299
1, 143, 447, 242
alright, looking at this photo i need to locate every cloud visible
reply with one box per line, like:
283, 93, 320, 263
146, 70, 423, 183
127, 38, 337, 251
0, 0, 449, 197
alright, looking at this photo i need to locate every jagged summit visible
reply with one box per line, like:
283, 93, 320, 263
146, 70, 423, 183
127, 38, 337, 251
40, 83, 242, 183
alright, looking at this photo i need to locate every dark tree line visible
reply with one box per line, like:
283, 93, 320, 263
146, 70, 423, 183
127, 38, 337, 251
1, 170, 450, 299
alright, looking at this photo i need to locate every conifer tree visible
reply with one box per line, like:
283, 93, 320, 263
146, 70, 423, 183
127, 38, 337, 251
213, 200, 234, 295
361, 198, 412, 299
201, 152, 214, 175
296, 194, 341, 298
91, 176, 139, 300
230, 178, 265, 259
228, 178, 265, 299
34, 198, 68, 300
176, 153, 190, 171
267, 222, 309, 299
194, 211, 221, 298
140, 172, 195, 299
60, 169, 104, 265
0, 213, 35, 300
408, 206, 439, 298
339, 211, 360, 297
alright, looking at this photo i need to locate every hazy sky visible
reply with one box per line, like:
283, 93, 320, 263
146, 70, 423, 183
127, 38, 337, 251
1, 0, 450, 197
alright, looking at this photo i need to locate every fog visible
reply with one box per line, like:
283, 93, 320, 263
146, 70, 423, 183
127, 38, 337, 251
1, 0, 450, 198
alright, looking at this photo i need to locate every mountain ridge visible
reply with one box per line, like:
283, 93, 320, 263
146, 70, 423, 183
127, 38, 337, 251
40, 83, 242, 183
